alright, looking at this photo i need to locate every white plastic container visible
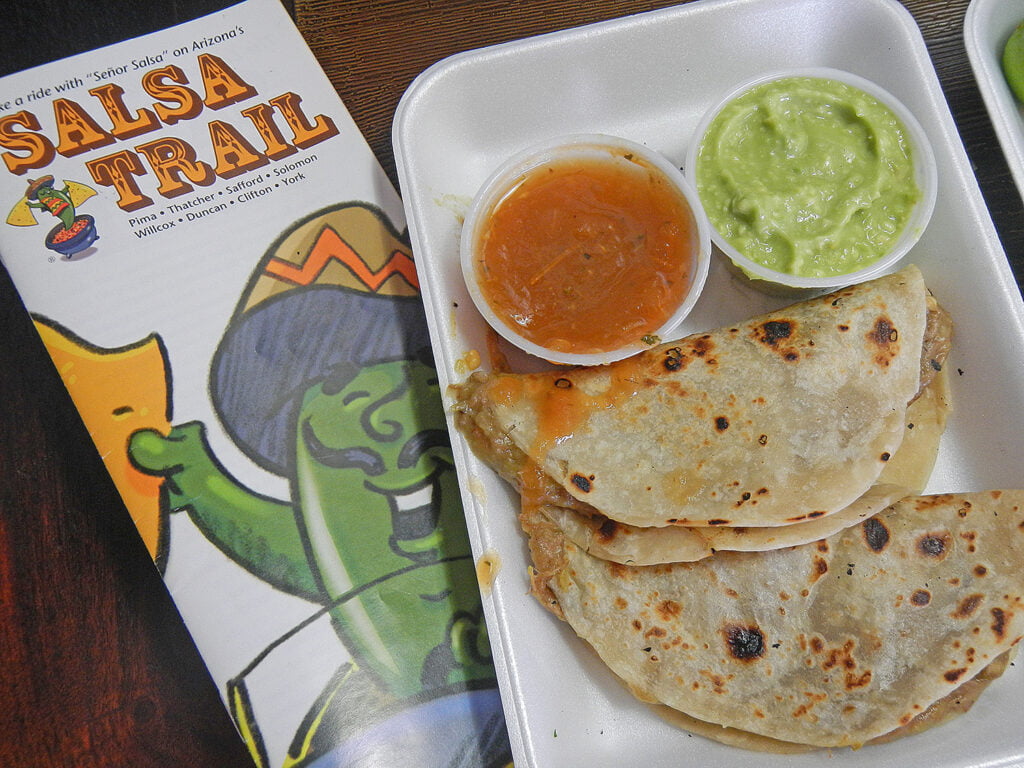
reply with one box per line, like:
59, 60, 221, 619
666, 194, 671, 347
460, 134, 711, 365
965, 0, 1024, 200
686, 67, 937, 292
393, 1, 1024, 766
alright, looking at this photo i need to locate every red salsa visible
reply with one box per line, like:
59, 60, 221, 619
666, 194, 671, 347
474, 152, 697, 355
51, 217, 90, 244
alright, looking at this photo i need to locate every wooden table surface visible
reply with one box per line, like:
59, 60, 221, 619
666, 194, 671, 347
1, 0, 1021, 765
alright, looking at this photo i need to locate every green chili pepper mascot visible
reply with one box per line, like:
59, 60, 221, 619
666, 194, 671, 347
129, 202, 511, 768
7, 175, 99, 257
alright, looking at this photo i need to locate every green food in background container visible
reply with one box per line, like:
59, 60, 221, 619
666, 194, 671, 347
1002, 21, 1024, 102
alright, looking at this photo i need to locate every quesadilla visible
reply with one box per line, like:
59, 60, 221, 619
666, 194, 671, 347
453, 265, 951, 533
541, 366, 950, 565
649, 649, 1011, 753
540, 483, 906, 567
529, 491, 1024, 749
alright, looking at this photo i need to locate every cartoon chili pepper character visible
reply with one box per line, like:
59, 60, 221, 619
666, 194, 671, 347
26, 175, 77, 228
7, 175, 100, 257
128, 204, 511, 767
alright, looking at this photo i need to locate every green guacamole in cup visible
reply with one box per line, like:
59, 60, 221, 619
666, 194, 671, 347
694, 75, 920, 279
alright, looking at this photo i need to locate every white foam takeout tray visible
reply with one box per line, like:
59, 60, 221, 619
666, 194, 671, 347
393, 0, 1024, 765
965, 0, 1024, 201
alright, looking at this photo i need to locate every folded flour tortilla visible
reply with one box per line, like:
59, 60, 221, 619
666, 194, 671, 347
454, 266, 944, 529
540, 484, 907, 566
532, 491, 1024, 748
451, 264, 1017, 749
542, 366, 950, 565
648, 648, 1011, 753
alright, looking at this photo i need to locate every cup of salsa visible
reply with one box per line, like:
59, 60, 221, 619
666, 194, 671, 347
686, 68, 937, 293
461, 134, 711, 366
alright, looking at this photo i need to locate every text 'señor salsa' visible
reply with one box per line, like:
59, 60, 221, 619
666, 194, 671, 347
474, 152, 697, 355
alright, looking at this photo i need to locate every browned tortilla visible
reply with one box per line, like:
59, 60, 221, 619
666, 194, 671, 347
454, 266, 935, 529
538, 491, 1024, 748
542, 366, 949, 564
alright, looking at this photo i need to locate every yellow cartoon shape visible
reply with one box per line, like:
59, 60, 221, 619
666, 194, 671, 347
34, 316, 172, 564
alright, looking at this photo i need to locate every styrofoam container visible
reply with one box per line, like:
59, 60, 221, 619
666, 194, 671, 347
393, 1, 1024, 766
460, 133, 711, 365
965, 0, 1024, 202
686, 67, 937, 292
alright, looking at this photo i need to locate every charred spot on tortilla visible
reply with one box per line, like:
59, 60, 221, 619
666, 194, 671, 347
880, 452, 891, 462
870, 316, 899, 345
911, 589, 932, 606
863, 517, 891, 552
657, 599, 682, 621
991, 608, 1008, 640
572, 473, 594, 493
917, 532, 951, 559
951, 594, 985, 620
755, 319, 794, 346
723, 624, 766, 661
819, 639, 859, 674
644, 626, 668, 641
737, 490, 752, 506
974, 565, 988, 577
598, 517, 619, 542
845, 670, 873, 690
867, 316, 901, 368
810, 556, 829, 582
554, 377, 573, 389
912, 493, 948, 511
960, 531, 978, 553
715, 416, 730, 431
692, 335, 715, 360
700, 669, 732, 694
786, 509, 827, 523
944, 668, 967, 684
663, 346, 686, 371
708, 519, 731, 526
753, 319, 803, 362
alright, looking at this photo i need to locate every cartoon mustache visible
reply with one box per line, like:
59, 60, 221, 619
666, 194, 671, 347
301, 420, 451, 475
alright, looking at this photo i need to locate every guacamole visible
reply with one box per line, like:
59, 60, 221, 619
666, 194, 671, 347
695, 76, 919, 278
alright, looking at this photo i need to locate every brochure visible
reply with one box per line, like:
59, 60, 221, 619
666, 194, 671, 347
0, 1, 511, 765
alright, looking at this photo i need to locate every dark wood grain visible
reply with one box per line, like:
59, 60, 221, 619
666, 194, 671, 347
0, 1, 1019, 766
